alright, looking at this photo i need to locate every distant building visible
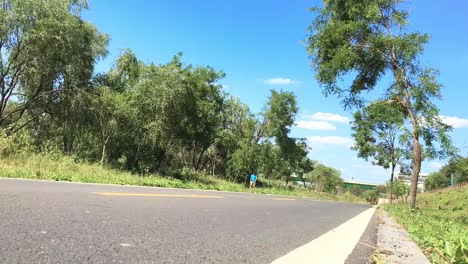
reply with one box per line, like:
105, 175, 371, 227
396, 173, 429, 191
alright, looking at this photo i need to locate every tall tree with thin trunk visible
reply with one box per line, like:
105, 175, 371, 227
91, 87, 127, 167
307, 0, 456, 208
351, 101, 407, 202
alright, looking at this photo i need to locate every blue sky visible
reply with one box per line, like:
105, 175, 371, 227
83, 0, 468, 184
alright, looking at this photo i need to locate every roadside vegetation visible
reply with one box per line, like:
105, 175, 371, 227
0, 152, 365, 202
0, 0, 368, 203
385, 187, 468, 264
307, 0, 457, 209
425, 157, 468, 191
0, 0, 461, 209
0, 0, 304, 192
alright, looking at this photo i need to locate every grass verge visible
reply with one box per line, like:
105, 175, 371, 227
384, 187, 468, 264
0, 153, 365, 202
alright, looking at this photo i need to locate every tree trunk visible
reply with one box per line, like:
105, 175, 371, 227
409, 137, 422, 208
212, 160, 216, 177
100, 141, 107, 167
100, 135, 110, 167
195, 149, 206, 171
389, 163, 396, 204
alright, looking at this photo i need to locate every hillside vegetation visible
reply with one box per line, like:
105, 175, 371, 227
385, 187, 468, 263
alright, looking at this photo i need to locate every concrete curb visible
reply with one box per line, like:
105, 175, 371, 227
376, 209, 430, 264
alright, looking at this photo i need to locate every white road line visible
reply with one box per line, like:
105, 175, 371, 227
271, 207, 376, 264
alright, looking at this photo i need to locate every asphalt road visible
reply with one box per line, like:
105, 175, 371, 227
0, 178, 375, 264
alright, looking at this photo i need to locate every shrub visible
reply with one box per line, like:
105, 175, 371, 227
425, 172, 450, 191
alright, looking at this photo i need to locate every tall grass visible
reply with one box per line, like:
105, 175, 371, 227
384, 187, 468, 263
0, 153, 365, 202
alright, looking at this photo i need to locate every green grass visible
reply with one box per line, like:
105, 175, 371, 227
0, 153, 365, 202
384, 187, 468, 264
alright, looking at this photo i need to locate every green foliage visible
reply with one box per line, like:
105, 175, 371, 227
347, 185, 366, 197
391, 179, 410, 200
440, 157, 468, 185
0, 0, 361, 204
375, 184, 388, 196
307, 164, 343, 193
0, 0, 108, 131
352, 101, 407, 179
0, 0, 313, 192
338, 191, 366, 204
424, 157, 468, 191
225, 90, 312, 184
0, 153, 365, 202
385, 187, 468, 263
307, 0, 457, 208
425, 172, 450, 191
362, 190, 378, 203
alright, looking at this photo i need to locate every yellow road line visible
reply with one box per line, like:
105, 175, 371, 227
93, 192, 223, 199
272, 198, 296, 201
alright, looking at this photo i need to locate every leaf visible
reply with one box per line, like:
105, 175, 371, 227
445, 241, 454, 257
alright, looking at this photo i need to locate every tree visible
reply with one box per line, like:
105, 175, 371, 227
307, 0, 456, 208
90, 87, 128, 166
375, 184, 388, 196
296, 156, 315, 188
440, 157, 468, 185
214, 97, 254, 178
424, 172, 449, 191
307, 164, 343, 193
392, 179, 410, 201
422, 157, 468, 191
263, 90, 309, 185
351, 101, 407, 202
362, 190, 378, 204
2, 1, 319, 189
125, 53, 225, 172
0, 0, 108, 133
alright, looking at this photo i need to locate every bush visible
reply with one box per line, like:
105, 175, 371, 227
425, 172, 450, 191
348, 185, 366, 196
0, 130, 37, 158
362, 190, 378, 203
392, 179, 410, 200
0, 153, 369, 204
307, 164, 343, 193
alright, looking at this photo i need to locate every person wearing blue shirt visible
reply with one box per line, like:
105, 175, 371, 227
249, 173, 257, 189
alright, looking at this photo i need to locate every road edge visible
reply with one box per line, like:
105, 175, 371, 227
271, 206, 376, 264
345, 209, 379, 264
375, 209, 430, 264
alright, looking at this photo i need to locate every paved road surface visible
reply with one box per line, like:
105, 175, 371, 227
0, 178, 375, 264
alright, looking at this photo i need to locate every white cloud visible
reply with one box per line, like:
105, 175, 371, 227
309, 112, 350, 124
296, 120, 336, 131
430, 161, 445, 170
221, 84, 230, 89
296, 112, 349, 130
440, 115, 468, 128
307, 136, 354, 147
265, 78, 296, 85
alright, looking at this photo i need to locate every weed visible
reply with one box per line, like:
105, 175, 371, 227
384, 187, 468, 263
0, 154, 366, 203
